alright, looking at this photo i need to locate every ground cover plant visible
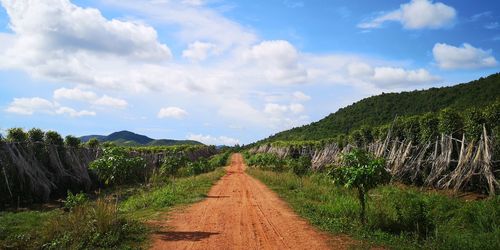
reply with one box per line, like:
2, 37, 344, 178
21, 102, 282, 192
0, 143, 230, 249
246, 167, 500, 249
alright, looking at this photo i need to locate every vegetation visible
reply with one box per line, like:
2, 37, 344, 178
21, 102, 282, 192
63, 191, 88, 210
89, 146, 147, 186
258, 73, 500, 143
248, 168, 500, 250
329, 150, 390, 224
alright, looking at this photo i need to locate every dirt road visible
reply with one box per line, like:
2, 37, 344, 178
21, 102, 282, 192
151, 154, 353, 250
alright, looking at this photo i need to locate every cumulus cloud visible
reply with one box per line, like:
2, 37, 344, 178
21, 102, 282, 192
243, 40, 307, 84
182, 41, 217, 61
433, 43, 498, 69
359, 0, 456, 29
292, 91, 311, 102
5, 97, 95, 117
187, 133, 240, 146
157, 107, 188, 119
54, 88, 128, 108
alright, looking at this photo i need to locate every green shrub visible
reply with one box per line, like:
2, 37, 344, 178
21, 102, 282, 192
86, 138, 100, 149
27, 128, 44, 143
44, 131, 64, 146
63, 191, 88, 210
64, 135, 81, 148
160, 155, 187, 176
463, 108, 487, 140
89, 147, 146, 185
402, 116, 420, 142
246, 153, 286, 171
287, 155, 311, 176
419, 112, 439, 142
438, 108, 463, 137
6, 128, 27, 143
330, 149, 390, 224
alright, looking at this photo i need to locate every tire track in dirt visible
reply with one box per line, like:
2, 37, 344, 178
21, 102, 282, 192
150, 153, 355, 250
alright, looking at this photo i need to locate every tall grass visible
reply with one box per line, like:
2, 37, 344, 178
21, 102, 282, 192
248, 168, 500, 250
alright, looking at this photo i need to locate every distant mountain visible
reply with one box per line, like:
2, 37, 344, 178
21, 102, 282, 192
258, 73, 500, 143
80, 130, 203, 146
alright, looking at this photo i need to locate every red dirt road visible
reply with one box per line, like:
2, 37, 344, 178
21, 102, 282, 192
150, 154, 353, 250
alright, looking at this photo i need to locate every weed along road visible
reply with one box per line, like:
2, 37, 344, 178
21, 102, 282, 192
151, 153, 351, 249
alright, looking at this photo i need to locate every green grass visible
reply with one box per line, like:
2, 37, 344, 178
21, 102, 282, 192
247, 168, 500, 250
0, 167, 226, 249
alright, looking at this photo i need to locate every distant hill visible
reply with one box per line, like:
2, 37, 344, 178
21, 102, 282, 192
259, 73, 500, 142
80, 130, 202, 146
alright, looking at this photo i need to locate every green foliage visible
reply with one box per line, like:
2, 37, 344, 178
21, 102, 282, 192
248, 168, 500, 250
402, 116, 420, 142
44, 131, 64, 146
259, 73, 500, 143
246, 153, 286, 172
419, 112, 439, 142
89, 147, 146, 185
120, 168, 226, 212
63, 190, 88, 210
27, 128, 44, 143
208, 152, 231, 169
6, 128, 27, 143
160, 155, 188, 176
437, 108, 463, 137
463, 108, 487, 140
86, 138, 100, 148
287, 155, 311, 176
42, 199, 145, 249
330, 149, 389, 224
64, 135, 81, 148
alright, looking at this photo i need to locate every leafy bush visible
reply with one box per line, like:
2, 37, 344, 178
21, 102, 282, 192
208, 152, 231, 169
64, 135, 81, 148
402, 116, 420, 142
419, 112, 439, 142
63, 191, 88, 210
6, 128, 27, 143
287, 155, 311, 176
44, 131, 64, 146
27, 128, 44, 143
329, 149, 390, 224
246, 153, 286, 171
463, 108, 487, 140
160, 155, 187, 176
438, 108, 463, 137
89, 147, 146, 185
86, 138, 100, 149
43, 199, 145, 249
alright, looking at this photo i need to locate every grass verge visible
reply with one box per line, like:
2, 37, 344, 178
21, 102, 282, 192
247, 168, 500, 250
0, 168, 226, 249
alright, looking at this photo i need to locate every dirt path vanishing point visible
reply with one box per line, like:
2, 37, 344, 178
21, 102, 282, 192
150, 153, 355, 250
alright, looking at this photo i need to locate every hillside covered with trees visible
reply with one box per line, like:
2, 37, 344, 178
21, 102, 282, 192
260, 73, 500, 143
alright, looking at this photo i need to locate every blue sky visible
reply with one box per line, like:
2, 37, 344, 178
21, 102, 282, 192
0, 0, 499, 145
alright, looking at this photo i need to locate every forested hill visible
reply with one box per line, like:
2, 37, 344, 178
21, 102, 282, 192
260, 73, 500, 142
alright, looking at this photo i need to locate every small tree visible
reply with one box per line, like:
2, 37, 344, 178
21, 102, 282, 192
6, 128, 27, 143
44, 131, 64, 146
65, 135, 81, 148
330, 149, 390, 225
86, 138, 100, 149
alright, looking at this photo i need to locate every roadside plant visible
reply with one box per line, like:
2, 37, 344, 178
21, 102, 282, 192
89, 147, 145, 185
330, 149, 390, 225
63, 190, 88, 210
27, 128, 45, 143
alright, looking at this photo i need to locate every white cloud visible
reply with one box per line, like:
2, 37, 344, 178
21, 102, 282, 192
433, 43, 498, 69
264, 103, 289, 115
55, 107, 96, 117
94, 95, 128, 109
187, 133, 240, 146
5, 97, 95, 117
243, 40, 307, 84
359, 0, 456, 29
157, 107, 188, 119
292, 91, 311, 102
54, 88, 98, 102
372, 67, 440, 87
182, 41, 217, 61
289, 103, 305, 114
53, 87, 127, 108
